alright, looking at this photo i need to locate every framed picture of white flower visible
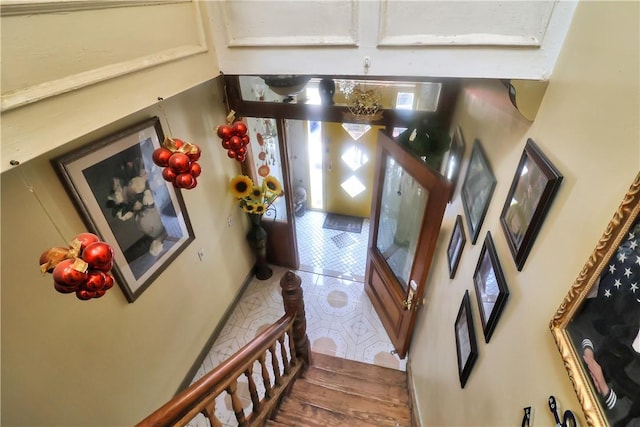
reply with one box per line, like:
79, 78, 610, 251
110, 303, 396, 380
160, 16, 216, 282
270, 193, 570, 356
54, 117, 195, 302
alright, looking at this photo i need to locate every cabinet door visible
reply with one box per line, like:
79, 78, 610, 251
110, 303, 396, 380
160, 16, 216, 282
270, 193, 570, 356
365, 131, 450, 358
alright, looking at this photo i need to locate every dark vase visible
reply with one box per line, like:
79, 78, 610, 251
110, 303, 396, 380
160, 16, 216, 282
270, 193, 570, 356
318, 78, 335, 105
246, 214, 273, 280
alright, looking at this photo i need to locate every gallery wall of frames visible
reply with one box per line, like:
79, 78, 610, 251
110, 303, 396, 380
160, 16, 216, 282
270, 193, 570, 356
445, 121, 639, 427
446, 127, 564, 388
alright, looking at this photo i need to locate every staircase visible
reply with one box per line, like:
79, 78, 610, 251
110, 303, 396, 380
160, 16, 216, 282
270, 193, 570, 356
267, 353, 412, 427
137, 271, 413, 427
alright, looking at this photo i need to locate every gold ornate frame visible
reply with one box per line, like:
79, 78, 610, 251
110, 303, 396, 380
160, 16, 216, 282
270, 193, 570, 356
549, 172, 640, 427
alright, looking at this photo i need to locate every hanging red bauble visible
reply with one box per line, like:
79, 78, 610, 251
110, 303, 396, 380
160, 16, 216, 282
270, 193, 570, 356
152, 147, 172, 167
217, 124, 233, 140
53, 259, 88, 287
168, 153, 190, 173
214, 110, 250, 163
151, 137, 202, 190
39, 233, 118, 301
189, 162, 202, 178
232, 122, 248, 136
82, 242, 114, 267
174, 173, 195, 189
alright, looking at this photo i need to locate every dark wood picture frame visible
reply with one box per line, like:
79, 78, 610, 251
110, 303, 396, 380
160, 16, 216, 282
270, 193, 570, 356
550, 173, 640, 427
54, 117, 195, 302
455, 289, 478, 388
461, 139, 496, 244
447, 214, 466, 279
473, 232, 510, 343
500, 138, 563, 271
445, 126, 466, 202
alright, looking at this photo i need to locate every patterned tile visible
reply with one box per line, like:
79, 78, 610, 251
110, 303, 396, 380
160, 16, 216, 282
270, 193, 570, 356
186, 211, 410, 426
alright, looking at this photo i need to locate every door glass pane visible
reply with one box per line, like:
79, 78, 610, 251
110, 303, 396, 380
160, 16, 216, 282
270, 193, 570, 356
246, 117, 287, 222
375, 156, 429, 291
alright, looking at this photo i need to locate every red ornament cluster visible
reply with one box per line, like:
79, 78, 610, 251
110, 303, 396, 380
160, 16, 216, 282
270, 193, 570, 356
39, 233, 116, 301
152, 137, 202, 189
216, 121, 249, 162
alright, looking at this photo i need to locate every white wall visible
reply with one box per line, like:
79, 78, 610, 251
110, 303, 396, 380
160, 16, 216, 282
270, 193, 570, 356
410, 2, 639, 425
0, 79, 254, 426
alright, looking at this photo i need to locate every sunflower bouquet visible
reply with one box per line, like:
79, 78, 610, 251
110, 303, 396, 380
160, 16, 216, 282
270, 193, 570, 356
229, 174, 283, 215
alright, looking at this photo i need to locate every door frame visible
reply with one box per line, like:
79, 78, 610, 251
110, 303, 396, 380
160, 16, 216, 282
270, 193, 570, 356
225, 74, 460, 269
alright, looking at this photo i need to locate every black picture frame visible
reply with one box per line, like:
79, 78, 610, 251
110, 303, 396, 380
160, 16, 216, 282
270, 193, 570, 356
54, 117, 195, 302
473, 232, 510, 343
461, 139, 496, 244
447, 214, 466, 279
499, 138, 563, 271
455, 289, 478, 388
445, 126, 466, 202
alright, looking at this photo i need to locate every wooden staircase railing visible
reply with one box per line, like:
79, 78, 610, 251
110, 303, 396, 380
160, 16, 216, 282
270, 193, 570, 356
137, 271, 311, 427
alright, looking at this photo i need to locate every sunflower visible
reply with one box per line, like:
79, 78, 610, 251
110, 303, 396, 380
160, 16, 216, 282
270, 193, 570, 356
230, 175, 253, 199
263, 175, 282, 195
242, 203, 256, 213
248, 186, 264, 202
253, 203, 266, 214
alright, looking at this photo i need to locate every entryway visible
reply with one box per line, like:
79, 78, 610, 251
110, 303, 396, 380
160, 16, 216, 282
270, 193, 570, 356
295, 210, 369, 281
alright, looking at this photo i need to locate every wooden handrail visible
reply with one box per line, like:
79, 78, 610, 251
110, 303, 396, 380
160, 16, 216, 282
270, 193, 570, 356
137, 271, 310, 427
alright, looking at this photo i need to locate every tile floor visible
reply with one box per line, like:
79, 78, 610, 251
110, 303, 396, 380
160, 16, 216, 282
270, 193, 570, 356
295, 210, 370, 281
187, 211, 404, 426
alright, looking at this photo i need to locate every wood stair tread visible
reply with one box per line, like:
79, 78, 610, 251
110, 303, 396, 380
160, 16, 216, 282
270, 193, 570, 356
310, 352, 407, 386
265, 420, 290, 427
275, 396, 383, 427
287, 379, 411, 426
303, 365, 409, 405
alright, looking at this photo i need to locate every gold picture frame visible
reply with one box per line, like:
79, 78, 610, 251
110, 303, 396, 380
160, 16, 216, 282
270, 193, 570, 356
550, 172, 640, 427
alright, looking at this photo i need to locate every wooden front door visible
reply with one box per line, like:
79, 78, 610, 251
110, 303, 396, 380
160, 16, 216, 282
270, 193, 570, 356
365, 131, 450, 358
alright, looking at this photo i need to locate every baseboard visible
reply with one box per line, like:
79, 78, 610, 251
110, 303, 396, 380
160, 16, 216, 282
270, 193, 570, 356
406, 355, 422, 427
175, 270, 255, 394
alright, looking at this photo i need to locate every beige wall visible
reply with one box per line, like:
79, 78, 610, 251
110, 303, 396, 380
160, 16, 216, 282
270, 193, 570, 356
1, 1, 219, 173
1, 79, 254, 426
410, 2, 639, 426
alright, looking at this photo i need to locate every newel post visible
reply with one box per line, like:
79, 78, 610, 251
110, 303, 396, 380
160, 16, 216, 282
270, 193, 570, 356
280, 271, 312, 367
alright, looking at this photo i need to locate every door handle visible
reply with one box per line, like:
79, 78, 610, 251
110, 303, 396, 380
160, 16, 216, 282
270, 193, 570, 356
403, 280, 421, 311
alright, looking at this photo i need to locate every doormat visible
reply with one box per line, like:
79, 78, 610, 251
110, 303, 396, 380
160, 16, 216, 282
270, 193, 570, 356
323, 213, 364, 234
331, 232, 358, 249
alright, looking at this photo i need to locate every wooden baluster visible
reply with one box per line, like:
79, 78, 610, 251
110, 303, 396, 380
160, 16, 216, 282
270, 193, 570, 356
258, 353, 272, 398
280, 271, 312, 367
278, 334, 291, 374
269, 343, 282, 386
226, 380, 246, 425
244, 365, 260, 414
202, 398, 223, 427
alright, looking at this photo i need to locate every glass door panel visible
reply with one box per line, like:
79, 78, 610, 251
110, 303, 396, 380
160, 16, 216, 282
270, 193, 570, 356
246, 117, 287, 222
375, 156, 429, 292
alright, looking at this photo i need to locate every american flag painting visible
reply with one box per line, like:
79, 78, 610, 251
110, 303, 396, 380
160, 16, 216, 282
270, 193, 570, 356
567, 215, 640, 426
